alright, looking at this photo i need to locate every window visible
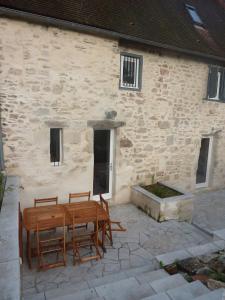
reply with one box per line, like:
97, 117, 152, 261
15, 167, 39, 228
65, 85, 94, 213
207, 66, 225, 101
120, 54, 142, 90
50, 128, 62, 166
186, 4, 203, 26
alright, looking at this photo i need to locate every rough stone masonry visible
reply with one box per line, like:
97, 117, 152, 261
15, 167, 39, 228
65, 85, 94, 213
1, 18, 225, 208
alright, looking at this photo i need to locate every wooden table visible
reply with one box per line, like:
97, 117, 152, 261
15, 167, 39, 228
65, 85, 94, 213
23, 201, 109, 268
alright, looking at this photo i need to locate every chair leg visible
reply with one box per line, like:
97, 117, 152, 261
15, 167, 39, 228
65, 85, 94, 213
107, 221, 113, 246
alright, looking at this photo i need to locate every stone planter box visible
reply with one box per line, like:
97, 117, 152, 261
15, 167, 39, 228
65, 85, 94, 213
131, 182, 193, 222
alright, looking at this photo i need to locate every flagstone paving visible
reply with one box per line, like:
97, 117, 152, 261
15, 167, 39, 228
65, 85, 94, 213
193, 188, 225, 233
22, 203, 212, 297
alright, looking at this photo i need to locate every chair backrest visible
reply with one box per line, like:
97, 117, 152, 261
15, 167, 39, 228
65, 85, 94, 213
36, 213, 65, 232
34, 197, 58, 207
99, 194, 109, 216
69, 191, 91, 203
72, 205, 98, 231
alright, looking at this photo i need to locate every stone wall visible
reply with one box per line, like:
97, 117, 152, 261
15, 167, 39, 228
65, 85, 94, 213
1, 18, 225, 208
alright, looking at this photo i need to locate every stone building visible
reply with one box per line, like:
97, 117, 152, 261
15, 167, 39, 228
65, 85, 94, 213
0, 0, 225, 208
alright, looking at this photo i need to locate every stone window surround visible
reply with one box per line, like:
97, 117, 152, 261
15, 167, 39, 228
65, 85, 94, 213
119, 52, 143, 92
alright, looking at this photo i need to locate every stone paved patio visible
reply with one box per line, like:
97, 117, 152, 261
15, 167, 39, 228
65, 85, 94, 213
22, 203, 212, 298
193, 188, 225, 233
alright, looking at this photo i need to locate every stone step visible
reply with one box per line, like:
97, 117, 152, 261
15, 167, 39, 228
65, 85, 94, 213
50, 288, 98, 300
194, 288, 225, 300
149, 273, 187, 293
167, 281, 209, 300
95, 277, 156, 300
45, 264, 159, 299
135, 269, 169, 284
23, 293, 45, 300
141, 293, 171, 300
23, 262, 157, 299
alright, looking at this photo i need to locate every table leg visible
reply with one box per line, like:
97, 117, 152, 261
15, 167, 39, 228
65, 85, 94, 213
26, 230, 32, 269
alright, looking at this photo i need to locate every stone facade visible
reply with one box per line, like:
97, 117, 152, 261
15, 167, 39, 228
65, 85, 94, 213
1, 18, 225, 208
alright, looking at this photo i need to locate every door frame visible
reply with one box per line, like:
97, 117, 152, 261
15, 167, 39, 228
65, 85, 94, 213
196, 136, 213, 188
93, 129, 115, 200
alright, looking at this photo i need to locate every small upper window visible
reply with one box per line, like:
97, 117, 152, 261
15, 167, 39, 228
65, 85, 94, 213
120, 54, 142, 90
207, 66, 225, 102
186, 4, 203, 26
50, 128, 62, 166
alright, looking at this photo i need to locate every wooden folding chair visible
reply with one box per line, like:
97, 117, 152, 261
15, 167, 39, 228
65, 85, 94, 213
34, 197, 58, 207
99, 194, 126, 246
69, 192, 91, 203
68, 192, 91, 230
36, 213, 66, 270
71, 206, 101, 265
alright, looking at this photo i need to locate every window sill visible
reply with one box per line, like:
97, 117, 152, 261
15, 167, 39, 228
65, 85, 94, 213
51, 162, 62, 167
203, 98, 225, 103
119, 85, 141, 92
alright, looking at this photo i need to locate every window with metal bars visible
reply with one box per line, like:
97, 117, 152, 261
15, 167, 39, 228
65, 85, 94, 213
50, 128, 62, 166
207, 66, 225, 102
120, 54, 142, 90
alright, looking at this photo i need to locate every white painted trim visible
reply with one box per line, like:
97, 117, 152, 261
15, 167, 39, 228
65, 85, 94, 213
196, 136, 213, 188
209, 71, 221, 101
93, 129, 114, 200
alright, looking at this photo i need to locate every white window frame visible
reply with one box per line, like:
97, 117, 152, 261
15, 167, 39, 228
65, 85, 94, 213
50, 128, 63, 166
208, 70, 222, 101
120, 54, 141, 90
196, 136, 213, 188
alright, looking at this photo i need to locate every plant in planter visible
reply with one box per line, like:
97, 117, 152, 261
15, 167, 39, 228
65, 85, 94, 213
131, 175, 193, 222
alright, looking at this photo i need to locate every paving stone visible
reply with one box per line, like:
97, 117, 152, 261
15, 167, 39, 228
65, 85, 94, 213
187, 243, 219, 257
150, 274, 187, 293
193, 189, 225, 232
214, 229, 225, 241
194, 288, 225, 300
124, 264, 156, 277
95, 277, 155, 300
23, 293, 45, 300
104, 262, 121, 273
49, 288, 97, 300
141, 293, 171, 300
167, 281, 209, 300
45, 281, 89, 299
156, 250, 191, 266
213, 240, 225, 250
119, 248, 130, 260
135, 269, 169, 284
88, 271, 127, 288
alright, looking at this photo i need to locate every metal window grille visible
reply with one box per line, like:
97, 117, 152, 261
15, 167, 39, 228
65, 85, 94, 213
121, 55, 140, 89
50, 128, 62, 166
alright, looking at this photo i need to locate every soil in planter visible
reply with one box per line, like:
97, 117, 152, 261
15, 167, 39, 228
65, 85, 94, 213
142, 183, 182, 198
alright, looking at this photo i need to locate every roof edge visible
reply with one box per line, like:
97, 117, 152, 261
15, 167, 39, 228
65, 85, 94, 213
0, 6, 225, 63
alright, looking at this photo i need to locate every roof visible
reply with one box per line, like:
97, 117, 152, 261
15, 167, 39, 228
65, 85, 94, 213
0, 0, 225, 62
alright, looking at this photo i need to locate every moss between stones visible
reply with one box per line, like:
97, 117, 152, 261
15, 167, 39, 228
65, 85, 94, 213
141, 183, 182, 198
